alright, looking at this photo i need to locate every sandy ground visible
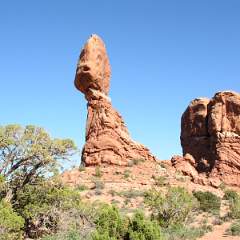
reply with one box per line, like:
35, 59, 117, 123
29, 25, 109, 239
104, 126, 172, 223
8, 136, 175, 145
199, 222, 239, 240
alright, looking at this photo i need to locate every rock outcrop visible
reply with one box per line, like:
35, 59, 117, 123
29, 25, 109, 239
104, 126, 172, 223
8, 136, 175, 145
180, 91, 240, 186
74, 34, 156, 166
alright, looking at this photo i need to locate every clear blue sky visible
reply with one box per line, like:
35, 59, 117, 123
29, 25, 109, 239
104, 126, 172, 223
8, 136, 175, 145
1, 1, 240, 165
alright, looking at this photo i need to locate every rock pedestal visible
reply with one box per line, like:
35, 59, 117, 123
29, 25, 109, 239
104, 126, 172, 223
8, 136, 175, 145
74, 34, 156, 166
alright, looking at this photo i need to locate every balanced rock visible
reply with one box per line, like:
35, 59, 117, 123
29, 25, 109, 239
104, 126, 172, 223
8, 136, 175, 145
74, 34, 156, 166
180, 91, 240, 186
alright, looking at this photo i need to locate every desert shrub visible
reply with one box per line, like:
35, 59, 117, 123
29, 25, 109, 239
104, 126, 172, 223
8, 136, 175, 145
128, 159, 145, 167
193, 191, 221, 214
162, 224, 211, 240
76, 184, 89, 192
158, 162, 167, 169
0, 175, 7, 200
153, 175, 168, 187
223, 189, 239, 201
127, 211, 163, 240
119, 189, 144, 199
92, 204, 127, 239
226, 220, 240, 236
219, 182, 226, 190
92, 206, 164, 240
108, 189, 117, 196
95, 166, 102, 178
94, 179, 105, 190
123, 170, 131, 179
14, 180, 95, 239
0, 200, 24, 240
79, 165, 86, 172
229, 197, 240, 219
144, 187, 197, 227
133, 159, 145, 165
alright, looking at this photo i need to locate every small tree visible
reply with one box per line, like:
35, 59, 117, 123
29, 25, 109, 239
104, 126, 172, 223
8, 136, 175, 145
92, 204, 127, 239
127, 211, 163, 240
0, 124, 76, 196
144, 187, 197, 227
0, 200, 24, 240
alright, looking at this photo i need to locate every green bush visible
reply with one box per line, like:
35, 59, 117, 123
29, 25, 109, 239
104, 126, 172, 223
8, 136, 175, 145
127, 211, 164, 240
153, 175, 168, 187
76, 184, 89, 191
79, 165, 86, 172
95, 166, 102, 178
92, 204, 127, 239
193, 191, 221, 214
223, 189, 239, 201
119, 189, 144, 199
94, 179, 105, 190
0, 200, 24, 240
0, 175, 7, 200
226, 220, 240, 236
14, 180, 94, 238
123, 170, 131, 179
229, 197, 240, 219
92, 206, 164, 240
144, 187, 197, 227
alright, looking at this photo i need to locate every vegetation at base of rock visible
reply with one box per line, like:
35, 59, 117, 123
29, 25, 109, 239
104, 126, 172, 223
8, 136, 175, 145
153, 175, 168, 186
228, 195, 240, 219
123, 169, 131, 179
144, 187, 198, 227
76, 184, 89, 191
95, 166, 102, 178
193, 191, 221, 214
119, 189, 144, 199
79, 165, 86, 172
93, 179, 105, 190
223, 189, 239, 201
226, 220, 240, 236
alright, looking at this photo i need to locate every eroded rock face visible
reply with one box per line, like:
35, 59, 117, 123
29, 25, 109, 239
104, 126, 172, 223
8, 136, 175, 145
75, 34, 156, 166
180, 91, 240, 186
181, 98, 213, 172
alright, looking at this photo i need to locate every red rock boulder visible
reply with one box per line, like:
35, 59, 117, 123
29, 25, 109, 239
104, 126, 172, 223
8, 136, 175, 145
180, 91, 240, 186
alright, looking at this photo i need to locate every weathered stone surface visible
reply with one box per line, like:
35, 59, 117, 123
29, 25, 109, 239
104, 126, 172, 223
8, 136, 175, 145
74, 34, 111, 97
181, 98, 213, 172
171, 154, 198, 179
75, 34, 156, 166
180, 91, 240, 186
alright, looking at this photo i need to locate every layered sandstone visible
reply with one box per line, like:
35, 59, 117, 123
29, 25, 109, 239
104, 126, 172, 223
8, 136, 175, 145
180, 91, 240, 186
74, 34, 156, 166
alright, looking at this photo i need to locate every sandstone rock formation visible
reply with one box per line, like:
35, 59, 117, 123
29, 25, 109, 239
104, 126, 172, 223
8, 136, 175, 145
74, 34, 156, 166
179, 91, 240, 186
